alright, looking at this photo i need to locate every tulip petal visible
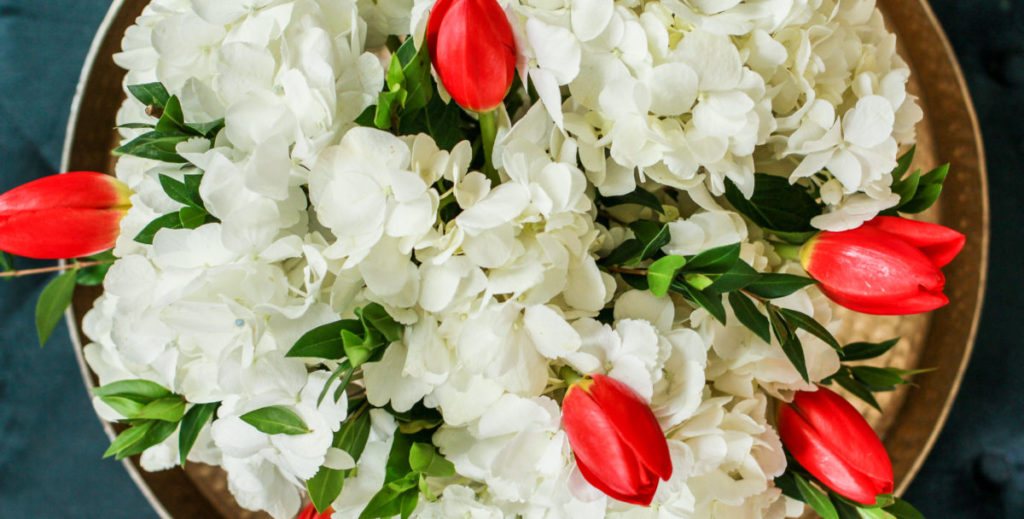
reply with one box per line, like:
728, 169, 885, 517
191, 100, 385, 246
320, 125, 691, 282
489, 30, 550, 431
585, 374, 673, 480
0, 207, 125, 259
431, 0, 517, 111
425, 0, 456, 60
0, 171, 129, 214
861, 216, 966, 267
779, 404, 883, 505
803, 226, 946, 315
563, 384, 647, 498
819, 285, 948, 315
575, 453, 658, 506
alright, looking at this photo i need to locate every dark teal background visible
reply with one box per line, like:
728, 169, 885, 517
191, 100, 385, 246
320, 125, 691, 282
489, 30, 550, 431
0, 1, 1020, 517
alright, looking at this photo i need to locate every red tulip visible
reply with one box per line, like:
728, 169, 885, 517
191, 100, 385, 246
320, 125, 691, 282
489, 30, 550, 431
296, 503, 333, 519
799, 216, 965, 315
0, 172, 130, 259
562, 374, 672, 506
426, 0, 516, 112
778, 386, 893, 505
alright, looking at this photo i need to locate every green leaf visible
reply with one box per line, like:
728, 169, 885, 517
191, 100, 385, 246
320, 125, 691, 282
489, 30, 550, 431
35, 269, 79, 347
76, 250, 115, 286
113, 131, 190, 163
884, 498, 926, 519
400, 40, 433, 112
793, 472, 839, 519
306, 464, 348, 513
240, 406, 311, 435
155, 95, 187, 134
725, 174, 823, 235
159, 174, 202, 208
744, 273, 816, 299
600, 187, 665, 214
133, 396, 186, 422
899, 183, 943, 214
841, 338, 900, 361
409, 442, 455, 477
920, 162, 950, 186
336, 407, 373, 462
770, 308, 808, 382
779, 308, 841, 350
647, 255, 687, 297
186, 118, 225, 138
179, 402, 219, 465
834, 499, 865, 519
93, 379, 173, 402
678, 282, 727, 324
682, 243, 741, 274
100, 396, 147, 418
891, 146, 916, 180
374, 90, 406, 130
636, 223, 671, 262
116, 122, 156, 130
891, 169, 921, 207
127, 83, 171, 110
683, 273, 714, 290
361, 303, 404, 343
728, 292, 771, 343
103, 422, 155, 459
317, 363, 354, 406
386, 52, 405, 91
287, 320, 359, 359
134, 213, 184, 245
359, 474, 419, 519
707, 260, 761, 293
178, 206, 208, 229
832, 369, 882, 411
851, 366, 930, 390
0, 251, 12, 272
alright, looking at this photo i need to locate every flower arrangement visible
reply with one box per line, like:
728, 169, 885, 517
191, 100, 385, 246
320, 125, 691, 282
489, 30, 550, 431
0, 0, 967, 518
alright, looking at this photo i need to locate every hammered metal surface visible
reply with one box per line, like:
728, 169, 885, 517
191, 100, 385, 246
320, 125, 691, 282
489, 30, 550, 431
63, 0, 987, 517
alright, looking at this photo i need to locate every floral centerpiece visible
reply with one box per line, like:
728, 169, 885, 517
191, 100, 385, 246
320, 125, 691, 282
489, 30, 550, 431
0, 0, 966, 518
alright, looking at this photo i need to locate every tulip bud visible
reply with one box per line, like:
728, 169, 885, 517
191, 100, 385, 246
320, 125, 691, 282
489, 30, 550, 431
296, 503, 333, 519
799, 216, 965, 315
426, 0, 517, 112
778, 386, 893, 505
562, 373, 672, 506
0, 172, 130, 259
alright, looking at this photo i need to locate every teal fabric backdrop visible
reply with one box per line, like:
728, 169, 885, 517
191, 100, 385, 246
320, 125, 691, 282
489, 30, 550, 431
0, 1, 1020, 517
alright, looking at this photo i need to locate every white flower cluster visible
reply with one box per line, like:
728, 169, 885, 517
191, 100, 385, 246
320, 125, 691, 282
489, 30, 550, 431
81, 0, 912, 517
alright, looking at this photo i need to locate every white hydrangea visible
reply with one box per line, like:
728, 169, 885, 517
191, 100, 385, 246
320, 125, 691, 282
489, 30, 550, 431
82, 0, 919, 516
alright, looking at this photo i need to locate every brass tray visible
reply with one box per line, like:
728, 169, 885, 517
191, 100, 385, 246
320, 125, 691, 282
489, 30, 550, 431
61, 0, 988, 517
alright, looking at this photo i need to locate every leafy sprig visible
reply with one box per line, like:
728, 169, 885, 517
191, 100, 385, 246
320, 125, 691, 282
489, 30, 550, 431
885, 147, 949, 215
776, 461, 926, 519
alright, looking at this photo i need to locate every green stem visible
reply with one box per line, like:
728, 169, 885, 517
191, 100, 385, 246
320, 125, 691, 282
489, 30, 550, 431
478, 109, 499, 185
559, 365, 583, 386
0, 260, 108, 279
773, 242, 803, 262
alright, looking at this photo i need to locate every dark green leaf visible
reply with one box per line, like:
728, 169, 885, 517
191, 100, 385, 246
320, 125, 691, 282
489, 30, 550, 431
336, 407, 373, 462
833, 497, 865, 519
134, 213, 184, 245
744, 273, 816, 299
600, 187, 664, 214
316, 363, 353, 406
359, 474, 419, 519
677, 282, 727, 324
105, 419, 178, 460
179, 206, 208, 229
93, 379, 173, 402
774, 471, 801, 500
770, 229, 818, 244
647, 255, 687, 297
179, 402, 219, 465
134, 396, 186, 422
0, 251, 12, 272
100, 396, 147, 418
725, 174, 823, 234
921, 162, 950, 185
424, 95, 467, 150
287, 320, 359, 359
682, 243, 741, 274
832, 369, 882, 411
708, 260, 761, 293
793, 472, 839, 519
892, 169, 921, 207
113, 131, 190, 163
35, 269, 79, 346
400, 40, 433, 112
779, 308, 841, 350
306, 407, 373, 512
601, 238, 643, 266
127, 83, 170, 110
355, 104, 377, 127
156, 95, 187, 133
159, 174, 202, 208
728, 292, 771, 343
899, 183, 943, 214
885, 498, 926, 519
240, 406, 311, 435
116, 122, 156, 130
770, 308, 808, 382
384, 431, 415, 482
409, 442, 455, 477
620, 272, 649, 290
841, 338, 900, 361
635, 223, 671, 262
361, 303, 404, 343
